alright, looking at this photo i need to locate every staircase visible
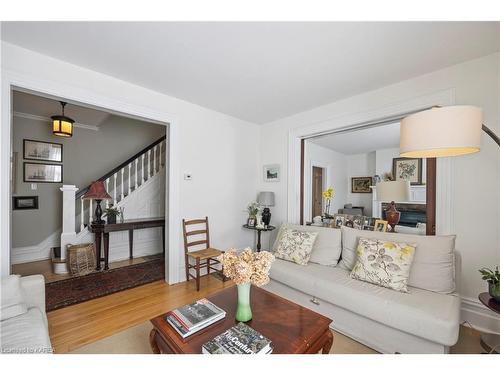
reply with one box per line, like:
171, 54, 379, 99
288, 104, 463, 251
54, 136, 166, 274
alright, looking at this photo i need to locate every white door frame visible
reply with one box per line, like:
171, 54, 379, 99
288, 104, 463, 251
287, 88, 456, 235
1, 70, 181, 283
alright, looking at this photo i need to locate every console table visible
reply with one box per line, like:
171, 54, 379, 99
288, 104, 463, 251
242, 224, 275, 252
478, 292, 500, 354
90, 217, 165, 270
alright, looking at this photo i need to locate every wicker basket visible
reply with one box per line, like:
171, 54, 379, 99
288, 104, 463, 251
68, 243, 96, 276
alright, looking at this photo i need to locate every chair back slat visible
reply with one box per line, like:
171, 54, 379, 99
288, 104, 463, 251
182, 216, 210, 254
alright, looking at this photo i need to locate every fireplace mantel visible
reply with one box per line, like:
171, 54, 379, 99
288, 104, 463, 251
371, 185, 426, 218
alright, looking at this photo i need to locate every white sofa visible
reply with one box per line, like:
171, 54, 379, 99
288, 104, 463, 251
263, 224, 461, 354
1, 275, 52, 354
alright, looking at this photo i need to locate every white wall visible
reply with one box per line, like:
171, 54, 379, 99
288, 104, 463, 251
346, 152, 375, 216
304, 141, 347, 222
259, 53, 500, 330
1, 42, 260, 280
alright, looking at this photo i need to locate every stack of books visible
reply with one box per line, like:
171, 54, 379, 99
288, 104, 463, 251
166, 298, 226, 339
202, 322, 273, 354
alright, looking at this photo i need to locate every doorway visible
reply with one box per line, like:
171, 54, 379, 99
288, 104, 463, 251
311, 166, 325, 218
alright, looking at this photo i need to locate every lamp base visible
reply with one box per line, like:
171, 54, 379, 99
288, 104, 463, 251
385, 201, 400, 233
262, 208, 271, 226
92, 199, 105, 225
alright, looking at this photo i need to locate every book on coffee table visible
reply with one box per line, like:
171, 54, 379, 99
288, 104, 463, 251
166, 298, 226, 338
202, 322, 272, 354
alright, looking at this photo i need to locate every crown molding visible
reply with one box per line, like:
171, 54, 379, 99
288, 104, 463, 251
13, 111, 100, 131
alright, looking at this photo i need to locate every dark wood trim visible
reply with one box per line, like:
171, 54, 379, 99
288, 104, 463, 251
76, 135, 166, 199
23, 139, 63, 163
426, 158, 436, 235
300, 139, 305, 225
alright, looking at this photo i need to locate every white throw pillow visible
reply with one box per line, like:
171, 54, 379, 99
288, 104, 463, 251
1, 275, 28, 321
350, 238, 417, 293
340, 226, 456, 294
272, 224, 342, 266
274, 228, 318, 265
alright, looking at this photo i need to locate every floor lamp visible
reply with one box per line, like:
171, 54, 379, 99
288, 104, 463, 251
400, 105, 500, 353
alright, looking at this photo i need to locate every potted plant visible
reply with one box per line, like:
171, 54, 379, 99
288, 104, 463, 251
322, 187, 334, 219
479, 266, 500, 302
246, 202, 260, 227
103, 206, 121, 224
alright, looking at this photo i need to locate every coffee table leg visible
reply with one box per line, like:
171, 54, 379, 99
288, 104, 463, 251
149, 329, 160, 354
322, 329, 334, 354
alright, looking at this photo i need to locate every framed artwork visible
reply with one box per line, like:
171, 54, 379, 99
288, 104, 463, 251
23, 139, 63, 163
332, 214, 346, 228
362, 217, 376, 231
351, 176, 373, 193
263, 164, 280, 182
353, 215, 364, 230
23, 162, 63, 183
13, 196, 39, 210
392, 157, 422, 185
374, 219, 388, 232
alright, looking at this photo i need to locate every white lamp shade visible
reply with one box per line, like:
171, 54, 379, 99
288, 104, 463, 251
376, 180, 410, 203
400, 106, 483, 158
257, 191, 275, 206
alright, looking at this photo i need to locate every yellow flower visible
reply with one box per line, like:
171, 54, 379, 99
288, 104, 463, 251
322, 187, 334, 200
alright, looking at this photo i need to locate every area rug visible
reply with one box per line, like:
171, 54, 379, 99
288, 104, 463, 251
46, 258, 164, 311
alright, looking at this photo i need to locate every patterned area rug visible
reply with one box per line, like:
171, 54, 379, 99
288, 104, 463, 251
46, 258, 165, 311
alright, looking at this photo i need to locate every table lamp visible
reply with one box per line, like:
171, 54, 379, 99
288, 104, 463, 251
257, 191, 275, 226
82, 181, 112, 224
375, 180, 410, 232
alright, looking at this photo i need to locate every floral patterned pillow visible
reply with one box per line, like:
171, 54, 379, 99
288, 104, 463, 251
274, 228, 318, 265
350, 238, 417, 292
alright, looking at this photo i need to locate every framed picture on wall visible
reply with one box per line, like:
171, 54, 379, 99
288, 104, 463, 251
351, 176, 372, 193
392, 157, 422, 185
263, 164, 280, 182
23, 162, 63, 183
13, 196, 39, 210
23, 139, 63, 163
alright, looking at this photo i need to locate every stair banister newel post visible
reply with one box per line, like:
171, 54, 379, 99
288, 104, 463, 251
59, 185, 79, 274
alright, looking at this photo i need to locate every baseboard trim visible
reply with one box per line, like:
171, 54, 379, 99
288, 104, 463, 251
11, 230, 61, 264
461, 296, 500, 334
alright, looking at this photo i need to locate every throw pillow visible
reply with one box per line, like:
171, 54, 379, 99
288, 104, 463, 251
1, 275, 28, 321
350, 238, 417, 293
274, 228, 318, 265
340, 226, 457, 294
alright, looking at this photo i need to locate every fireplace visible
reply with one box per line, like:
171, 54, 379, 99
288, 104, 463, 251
381, 203, 426, 228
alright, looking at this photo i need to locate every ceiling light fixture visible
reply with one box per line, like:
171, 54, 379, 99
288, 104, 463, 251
52, 101, 74, 137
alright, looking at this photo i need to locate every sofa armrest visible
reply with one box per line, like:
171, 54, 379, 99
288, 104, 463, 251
20, 275, 46, 312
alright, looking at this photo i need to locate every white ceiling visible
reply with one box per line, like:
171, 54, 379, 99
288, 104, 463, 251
2, 22, 499, 124
309, 122, 400, 155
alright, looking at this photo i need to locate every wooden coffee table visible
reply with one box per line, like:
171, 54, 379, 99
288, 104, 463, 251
150, 286, 333, 354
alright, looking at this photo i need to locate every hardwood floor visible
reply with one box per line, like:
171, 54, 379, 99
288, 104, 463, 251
47, 275, 233, 353
12, 254, 163, 283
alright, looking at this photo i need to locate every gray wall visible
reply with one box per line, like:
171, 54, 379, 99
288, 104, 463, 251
11, 114, 165, 247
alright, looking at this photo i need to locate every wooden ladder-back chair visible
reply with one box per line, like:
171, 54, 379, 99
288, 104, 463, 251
182, 217, 224, 291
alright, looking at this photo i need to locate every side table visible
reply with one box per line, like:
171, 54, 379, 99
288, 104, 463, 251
478, 292, 500, 354
242, 224, 275, 252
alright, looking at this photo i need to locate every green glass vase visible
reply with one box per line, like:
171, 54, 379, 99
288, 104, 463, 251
235, 282, 252, 322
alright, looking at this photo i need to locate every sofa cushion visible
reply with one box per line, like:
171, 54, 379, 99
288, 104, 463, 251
1, 275, 28, 321
273, 224, 342, 266
340, 226, 456, 294
274, 228, 318, 265
0, 308, 52, 353
350, 238, 416, 292
270, 259, 460, 346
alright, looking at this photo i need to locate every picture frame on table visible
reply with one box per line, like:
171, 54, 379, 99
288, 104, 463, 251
392, 157, 422, 185
23, 162, 63, 183
23, 139, 63, 163
333, 214, 346, 228
363, 217, 376, 231
263, 164, 280, 182
351, 176, 373, 193
247, 217, 256, 227
13, 196, 39, 210
374, 219, 388, 232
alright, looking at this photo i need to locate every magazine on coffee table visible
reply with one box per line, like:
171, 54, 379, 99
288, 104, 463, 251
202, 322, 272, 354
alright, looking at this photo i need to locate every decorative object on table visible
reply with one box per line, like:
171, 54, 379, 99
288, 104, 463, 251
351, 177, 373, 193
257, 191, 275, 227
392, 157, 422, 185
374, 219, 388, 232
12, 196, 38, 210
322, 187, 334, 217
23, 139, 63, 162
202, 322, 272, 354
103, 205, 121, 224
166, 298, 226, 339
218, 248, 275, 322
332, 213, 346, 228
344, 215, 354, 228
273, 228, 318, 266
51, 101, 74, 137
246, 201, 260, 227
375, 180, 411, 232
23, 162, 62, 183
353, 215, 364, 230
119, 207, 125, 223
82, 181, 112, 224
373, 174, 381, 184
350, 238, 416, 293
479, 266, 500, 302
263, 164, 280, 182
67, 243, 96, 276
242, 224, 276, 252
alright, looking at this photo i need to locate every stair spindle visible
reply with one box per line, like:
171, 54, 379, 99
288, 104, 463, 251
113, 173, 117, 206
153, 145, 157, 175
142, 154, 145, 183
88, 199, 93, 224
121, 168, 125, 200
135, 158, 138, 189
105, 178, 110, 208
80, 197, 84, 231
148, 149, 152, 178
128, 163, 132, 195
